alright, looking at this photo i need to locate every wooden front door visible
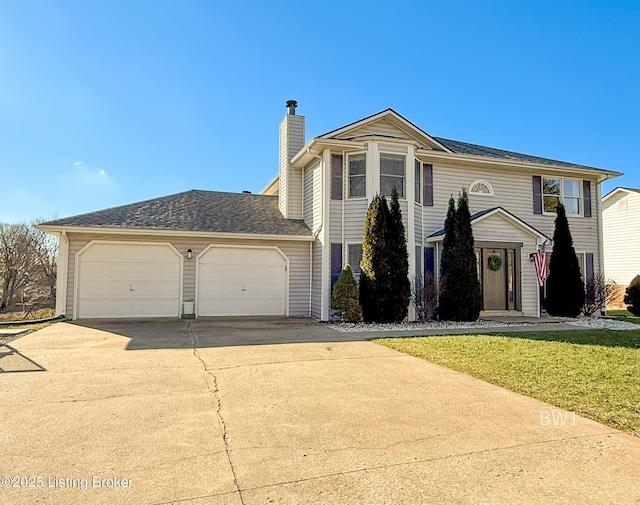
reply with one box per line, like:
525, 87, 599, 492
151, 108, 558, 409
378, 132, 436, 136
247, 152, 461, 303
483, 249, 507, 310
477, 246, 519, 311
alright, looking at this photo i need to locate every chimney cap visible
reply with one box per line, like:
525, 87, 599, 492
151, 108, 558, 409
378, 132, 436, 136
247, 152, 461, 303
286, 100, 297, 114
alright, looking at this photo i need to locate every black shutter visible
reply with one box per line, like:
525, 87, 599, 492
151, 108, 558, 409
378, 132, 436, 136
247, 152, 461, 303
583, 180, 592, 217
331, 243, 342, 288
331, 154, 343, 200
424, 247, 435, 276
423, 163, 433, 206
532, 176, 542, 214
585, 253, 594, 282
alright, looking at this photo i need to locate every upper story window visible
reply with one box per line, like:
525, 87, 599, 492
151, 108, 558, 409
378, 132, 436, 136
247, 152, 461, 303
348, 153, 366, 198
469, 179, 493, 196
414, 159, 421, 203
543, 177, 581, 215
380, 153, 405, 198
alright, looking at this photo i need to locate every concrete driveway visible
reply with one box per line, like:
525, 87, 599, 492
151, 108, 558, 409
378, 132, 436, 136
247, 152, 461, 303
1, 319, 639, 504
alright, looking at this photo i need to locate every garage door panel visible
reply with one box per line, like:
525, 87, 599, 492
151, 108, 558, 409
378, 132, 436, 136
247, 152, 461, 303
77, 243, 181, 318
197, 247, 286, 317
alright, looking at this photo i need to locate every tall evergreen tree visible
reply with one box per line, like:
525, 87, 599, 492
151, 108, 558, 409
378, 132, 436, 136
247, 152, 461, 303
546, 203, 585, 316
437, 196, 458, 320
438, 191, 481, 321
359, 195, 390, 322
387, 187, 411, 322
454, 191, 482, 320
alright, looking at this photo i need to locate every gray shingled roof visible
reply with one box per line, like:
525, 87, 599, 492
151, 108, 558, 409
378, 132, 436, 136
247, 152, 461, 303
433, 137, 601, 171
41, 190, 312, 236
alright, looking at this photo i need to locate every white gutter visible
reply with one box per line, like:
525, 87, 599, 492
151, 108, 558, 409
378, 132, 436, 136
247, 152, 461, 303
55, 230, 69, 317
36, 225, 315, 242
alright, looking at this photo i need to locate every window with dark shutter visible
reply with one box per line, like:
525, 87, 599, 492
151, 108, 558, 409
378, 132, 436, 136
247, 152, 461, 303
424, 247, 435, 276
583, 180, 592, 217
585, 253, 594, 282
331, 243, 342, 288
532, 176, 542, 214
423, 164, 433, 206
331, 154, 343, 200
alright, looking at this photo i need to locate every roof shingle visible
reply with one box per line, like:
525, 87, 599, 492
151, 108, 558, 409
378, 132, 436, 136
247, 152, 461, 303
41, 190, 312, 236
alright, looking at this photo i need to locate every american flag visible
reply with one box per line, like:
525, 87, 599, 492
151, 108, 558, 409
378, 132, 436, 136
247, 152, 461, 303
532, 244, 547, 287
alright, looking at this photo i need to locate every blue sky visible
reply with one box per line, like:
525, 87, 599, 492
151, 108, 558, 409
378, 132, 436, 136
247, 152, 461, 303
1, 0, 638, 223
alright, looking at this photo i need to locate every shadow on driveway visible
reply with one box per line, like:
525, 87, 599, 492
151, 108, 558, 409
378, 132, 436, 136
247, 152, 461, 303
71, 317, 366, 350
0, 344, 46, 372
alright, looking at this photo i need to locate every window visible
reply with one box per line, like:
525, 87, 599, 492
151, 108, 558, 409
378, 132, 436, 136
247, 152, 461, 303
415, 245, 422, 280
414, 159, 421, 203
348, 153, 366, 198
331, 154, 343, 200
468, 180, 493, 196
542, 177, 581, 215
380, 153, 405, 197
348, 244, 363, 275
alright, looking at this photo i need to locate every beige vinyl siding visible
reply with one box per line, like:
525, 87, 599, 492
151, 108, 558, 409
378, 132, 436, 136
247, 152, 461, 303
278, 118, 288, 216
603, 192, 640, 285
379, 143, 408, 154
65, 233, 311, 319
303, 159, 321, 231
414, 202, 422, 244
334, 119, 413, 140
426, 163, 601, 273
311, 241, 322, 318
472, 214, 539, 316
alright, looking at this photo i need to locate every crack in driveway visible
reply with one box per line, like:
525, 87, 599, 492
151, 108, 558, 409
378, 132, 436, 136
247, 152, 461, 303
187, 321, 245, 505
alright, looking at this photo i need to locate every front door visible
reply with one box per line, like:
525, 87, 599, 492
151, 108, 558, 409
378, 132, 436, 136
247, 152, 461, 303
476, 246, 519, 311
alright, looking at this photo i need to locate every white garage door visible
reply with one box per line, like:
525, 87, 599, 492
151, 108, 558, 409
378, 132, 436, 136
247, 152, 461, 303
77, 243, 181, 318
197, 247, 287, 316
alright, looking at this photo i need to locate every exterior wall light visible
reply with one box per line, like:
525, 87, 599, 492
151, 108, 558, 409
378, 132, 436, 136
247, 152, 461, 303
186, 248, 193, 259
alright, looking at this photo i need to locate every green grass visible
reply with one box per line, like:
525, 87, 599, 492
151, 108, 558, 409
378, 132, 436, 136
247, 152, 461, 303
605, 309, 640, 325
375, 330, 640, 436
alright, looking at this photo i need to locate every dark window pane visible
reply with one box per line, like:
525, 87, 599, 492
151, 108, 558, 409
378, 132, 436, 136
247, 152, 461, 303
543, 178, 561, 195
543, 195, 560, 213
349, 175, 365, 197
331, 154, 343, 200
381, 176, 404, 198
331, 243, 342, 288
348, 244, 363, 275
380, 154, 405, 176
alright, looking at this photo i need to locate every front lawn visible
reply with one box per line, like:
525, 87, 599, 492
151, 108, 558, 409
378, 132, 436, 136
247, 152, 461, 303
376, 330, 640, 436
606, 309, 640, 325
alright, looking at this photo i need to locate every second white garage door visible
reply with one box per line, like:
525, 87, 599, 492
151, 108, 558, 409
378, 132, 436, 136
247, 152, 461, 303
197, 246, 287, 316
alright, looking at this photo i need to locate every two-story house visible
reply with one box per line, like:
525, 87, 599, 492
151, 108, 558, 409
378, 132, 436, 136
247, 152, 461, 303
39, 102, 620, 320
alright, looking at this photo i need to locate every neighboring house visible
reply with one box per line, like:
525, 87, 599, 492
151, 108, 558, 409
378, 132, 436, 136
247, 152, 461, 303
602, 188, 640, 305
38, 102, 621, 320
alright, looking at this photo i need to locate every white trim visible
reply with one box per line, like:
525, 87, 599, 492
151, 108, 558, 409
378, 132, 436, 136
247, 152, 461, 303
426, 207, 549, 243
597, 182, 605, 282
468, 179, 494, 197
73, 240, 184, 320
320, 148, 331, 320
37, 225, 314, 242
379, 150, 407, 199
346, 150, 367, 199
602, 186, 640, 203
318, 109, 453, 153
195, 244, 289, 317
55, 230, 69, 316
542, 176, 582, 217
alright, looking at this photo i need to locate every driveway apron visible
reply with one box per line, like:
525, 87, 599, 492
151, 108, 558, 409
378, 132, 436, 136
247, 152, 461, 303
1, 319, 639, 504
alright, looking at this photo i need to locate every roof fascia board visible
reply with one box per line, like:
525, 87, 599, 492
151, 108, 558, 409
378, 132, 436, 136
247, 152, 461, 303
426, 208, 549, 242
36, 225, 315, 242
602, 187, 637, 202
319, 109, 453, 153
415, 149, 622, 181
290, 138, 366, 168
260, 174, 279, 194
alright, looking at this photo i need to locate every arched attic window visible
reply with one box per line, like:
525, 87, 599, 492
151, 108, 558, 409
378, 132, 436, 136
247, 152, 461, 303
468, 180, 494, 196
